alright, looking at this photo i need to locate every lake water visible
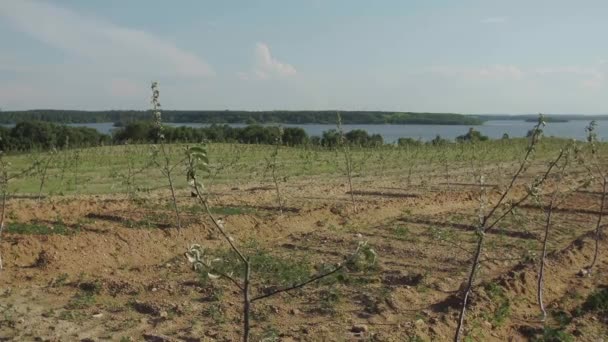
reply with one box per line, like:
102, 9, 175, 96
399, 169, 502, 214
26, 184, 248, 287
63, 120, 607, 143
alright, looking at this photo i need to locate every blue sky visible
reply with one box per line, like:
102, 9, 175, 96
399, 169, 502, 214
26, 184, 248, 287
1, 0, 607, 113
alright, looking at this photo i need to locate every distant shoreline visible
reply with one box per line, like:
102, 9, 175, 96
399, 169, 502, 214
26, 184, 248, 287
2, 110, 607, 126
0, 110, 483, 125
524, 118, 569, 123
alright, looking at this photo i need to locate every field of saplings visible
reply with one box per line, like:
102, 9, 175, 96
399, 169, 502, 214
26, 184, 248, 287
1, 112, 607, 341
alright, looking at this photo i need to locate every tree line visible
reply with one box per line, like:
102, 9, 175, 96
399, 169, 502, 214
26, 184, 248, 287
113, 121, 386, 147
0, 121, 109, 151
111, 121, 492, 147
0, 110, 483, 125
0, 120, 495, 152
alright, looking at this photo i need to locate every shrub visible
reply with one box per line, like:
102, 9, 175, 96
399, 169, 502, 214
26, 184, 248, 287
456, 128, 489, 143
581, 287, 608, 314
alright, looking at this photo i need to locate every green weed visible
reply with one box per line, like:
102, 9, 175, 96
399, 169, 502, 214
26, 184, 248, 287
580, 287, 608, 314
483, 282, 510, 326
392, 225, 411, 240
204, 303, 225, 324
532, 327, 574, 342
65, 292, 96, 309
5, 222, 71, 235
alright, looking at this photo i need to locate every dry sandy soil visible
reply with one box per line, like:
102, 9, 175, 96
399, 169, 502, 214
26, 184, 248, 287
0, 172, 607, 341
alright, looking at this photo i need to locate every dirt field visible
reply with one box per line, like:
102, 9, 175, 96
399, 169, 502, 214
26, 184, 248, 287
1, 155, 607, 341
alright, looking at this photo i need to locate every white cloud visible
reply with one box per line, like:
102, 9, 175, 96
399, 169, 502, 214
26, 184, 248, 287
581, 75, 604, 89
255, 42, 297, 77
240, 42, 296, 80
481, 17, 508, 24
424, 62, 608, 90
533, 65, 606, 89
477, 65, 523, 80
533, 66, 596, 75
0, 83, 37, 106
106, 78, 145, 98
0, 55, 36, 73
424, 65, 524, 80
0, 0, 214, 78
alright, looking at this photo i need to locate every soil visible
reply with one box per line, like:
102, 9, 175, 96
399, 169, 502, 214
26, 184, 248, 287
1, 172, 607, 341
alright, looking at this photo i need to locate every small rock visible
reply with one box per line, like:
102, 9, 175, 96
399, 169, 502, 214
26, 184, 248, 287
151, 288, 158, 292
132, 300, 161, 316
415, 319, 426, 328
289, 308, 300, 315
429, 326, 441, 335
160, 311, 168, 319
92, 313, 103, 318
142, 333, 173, 342
577, 268, 589, 277
399, 322, 413, 329
351, 324, 368, 333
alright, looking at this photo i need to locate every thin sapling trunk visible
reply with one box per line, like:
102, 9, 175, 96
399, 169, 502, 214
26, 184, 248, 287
454, 115, 564, 341
36, 150, 56, 203
185, 145, 372, 342
337, 113, 356, 210
150, 82, 183, 229
269, 128, 284, 214
534, 145, 572, 321
582, 121, 607, 273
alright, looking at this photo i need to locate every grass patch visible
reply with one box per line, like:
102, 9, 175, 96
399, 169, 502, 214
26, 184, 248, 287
580, 287, 608, 314
204, 246, 312, 287
204, 303, 225, 324
551, 310, 572, 326
318, 287, 341, 314
182, 204, 262, 217
5, 222, 71, 235
210, 206, 258, 216
65, 292, 96, 310
483, 282, 510, 327
185, 204, 259, 216
49, 273, 69, 288
391, 225, 411, 240
123, 218, 157, 229
532, 327, 574, 342
64, 280, 100, 310
3, 139, 574, 195
57, 310, 86, 322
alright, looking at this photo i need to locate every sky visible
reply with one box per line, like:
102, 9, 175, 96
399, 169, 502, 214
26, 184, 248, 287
1, 0, 608, 114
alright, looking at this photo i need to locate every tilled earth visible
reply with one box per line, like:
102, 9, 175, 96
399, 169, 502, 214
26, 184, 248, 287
1, 173, 607, 341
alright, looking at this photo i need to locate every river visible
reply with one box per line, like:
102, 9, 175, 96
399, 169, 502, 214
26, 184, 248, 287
62, 120, 607, 143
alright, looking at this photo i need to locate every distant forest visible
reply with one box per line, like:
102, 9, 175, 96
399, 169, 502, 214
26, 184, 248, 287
0, 110, 483, 125
0, 120, 495, 152
477, 114, 608, 121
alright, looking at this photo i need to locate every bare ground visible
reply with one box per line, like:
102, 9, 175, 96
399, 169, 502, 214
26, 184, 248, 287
1, 173, 607, 341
